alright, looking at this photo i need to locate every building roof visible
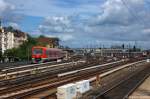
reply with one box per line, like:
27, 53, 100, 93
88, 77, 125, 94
3, 27, 27, 38
32, 46, 62, 51
37, 37, 59, 43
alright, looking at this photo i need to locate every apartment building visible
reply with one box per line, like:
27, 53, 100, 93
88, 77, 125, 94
0, 26, 27, 54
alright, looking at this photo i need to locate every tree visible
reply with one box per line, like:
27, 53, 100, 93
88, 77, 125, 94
4, 48, 16, 57
39, 35, 45, 38
4, 48, 18, 62
0, 50, 2, 60
7, 26, 14, 32
17, 35, 38, 60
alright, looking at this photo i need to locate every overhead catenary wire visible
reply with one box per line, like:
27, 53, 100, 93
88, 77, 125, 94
119, 0, 148, 49
120, 0, 145, 26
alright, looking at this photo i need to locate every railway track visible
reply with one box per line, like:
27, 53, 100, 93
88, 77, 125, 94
0, 54, 84, 71
0, 58, 146, 99
88, 61, 150, 99
0, 60, 85, 80
0, 59, 142, 99
2, 59, 144, 99
0, 60, 69, 73
18, 59, 148, 99
0, 60, 87, 86
0, 61, 31, 70
0, 58, 119, 85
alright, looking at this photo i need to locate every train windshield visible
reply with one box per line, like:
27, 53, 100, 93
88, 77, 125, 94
33, 48, 43, 55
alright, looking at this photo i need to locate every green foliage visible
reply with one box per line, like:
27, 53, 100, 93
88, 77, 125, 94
39, 35, 45, 38
0, 51, 2, 59
4, 48, 17, 57
17, 35, 38, 60
4, 35, 39, 61
7, 26, 14, 32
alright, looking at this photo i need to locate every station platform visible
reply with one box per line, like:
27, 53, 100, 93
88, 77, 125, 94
129, 75, 150, 99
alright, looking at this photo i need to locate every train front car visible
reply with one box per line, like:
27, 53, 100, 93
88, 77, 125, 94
32, 46, 48, 63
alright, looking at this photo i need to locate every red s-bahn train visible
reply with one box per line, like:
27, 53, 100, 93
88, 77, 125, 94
32, 46, 64, 63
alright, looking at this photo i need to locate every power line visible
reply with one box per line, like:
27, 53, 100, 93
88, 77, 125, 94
120, 0, 145, 26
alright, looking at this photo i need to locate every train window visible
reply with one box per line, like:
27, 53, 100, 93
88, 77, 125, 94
54, 52, 56, 56
55, 51, 57, 57
55, 51, 57, 56
50, 51, 53, 56
33, 48, 43, 54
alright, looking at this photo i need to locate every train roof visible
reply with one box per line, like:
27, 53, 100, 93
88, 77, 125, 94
47, 48, 62, 51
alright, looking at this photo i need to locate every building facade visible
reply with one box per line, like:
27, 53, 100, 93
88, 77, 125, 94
13, 30, 27, 48
74, 48, 143, 58
0, 26, 27, 54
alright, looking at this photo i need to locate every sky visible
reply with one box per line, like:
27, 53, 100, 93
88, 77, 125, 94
0, 0, 150, 49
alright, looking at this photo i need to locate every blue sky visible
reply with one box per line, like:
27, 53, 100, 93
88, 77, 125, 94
1, 0, 150, 48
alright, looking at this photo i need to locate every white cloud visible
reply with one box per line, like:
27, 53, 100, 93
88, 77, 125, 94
45, 34, 74, 42
143, 28, 150, 33
58, 34, 74, 41
0, 0, 23, 25
38, 16, 74, 33
91, 0, 146, 26
5, 0, 103, 17
0, 0, 15, 15
86, 0, 150, 42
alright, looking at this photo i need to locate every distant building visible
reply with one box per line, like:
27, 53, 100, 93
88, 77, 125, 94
13, 30, 27, 48
0, 27, 14, 53
0, 26, 27, 54
74, 48, 143, 58
37, 37, 59, 48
